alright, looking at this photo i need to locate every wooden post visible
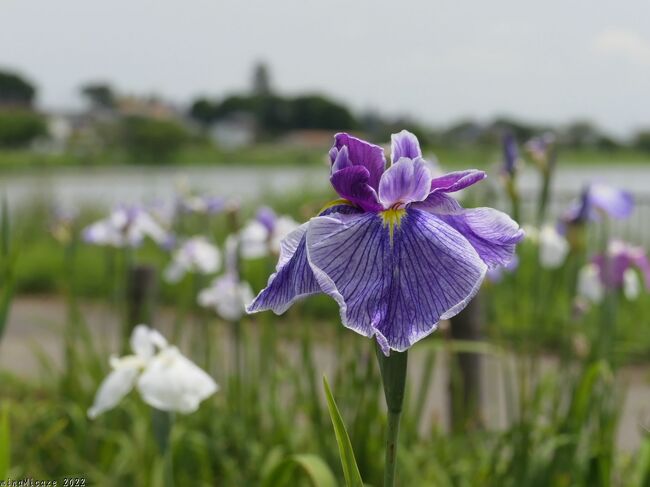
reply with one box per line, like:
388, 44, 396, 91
448, 293, 484, 432
124, 264, 157, 352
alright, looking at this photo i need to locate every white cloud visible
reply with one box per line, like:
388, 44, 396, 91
593, 28, 650, 65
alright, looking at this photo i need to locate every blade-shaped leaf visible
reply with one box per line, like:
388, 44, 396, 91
262, 453, 338, 487
323, 376, 364, 487
0, 403, 9, 478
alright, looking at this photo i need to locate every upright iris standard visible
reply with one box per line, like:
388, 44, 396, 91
247, 131, 524, 485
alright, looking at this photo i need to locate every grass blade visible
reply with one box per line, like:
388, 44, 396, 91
323, 376, 364, 487
262, 454, 338, 487
0, 403, 9, 478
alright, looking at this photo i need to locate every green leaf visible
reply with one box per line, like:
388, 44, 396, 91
0, 403, 10, 478
262, 453, 338, 487
323, 376, 364, 487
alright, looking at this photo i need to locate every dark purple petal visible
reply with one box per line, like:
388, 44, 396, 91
378, 157, 432, 208
330, 166, 382, 212
333, 133, 386, 190
429, 170, 486, 193
434, 208, 524, 269
330, 145, 352, 172
390, 130, 422, 163
305, 209, 487, 353
247, 205, 360, 314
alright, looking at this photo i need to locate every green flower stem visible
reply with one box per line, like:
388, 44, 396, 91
376, 344, 408, 487
152, 408, 175, 487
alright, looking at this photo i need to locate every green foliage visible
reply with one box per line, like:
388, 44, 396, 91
261, 453, 338, 487
188, 93, 357, 134
121, 116, 190, 163
0, 110, 47, 148
323, 376, 364, 487
80, 83, 115, 110
0, 70, 36, 107
0, 404, 9, 478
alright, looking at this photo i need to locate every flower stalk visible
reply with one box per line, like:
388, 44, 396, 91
376, 345, 408, 487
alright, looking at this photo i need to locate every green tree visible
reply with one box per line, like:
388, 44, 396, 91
121, 116, 189, 163
0, 110, 47, 148
0, 70, 36, 107
80, 83, 115, 110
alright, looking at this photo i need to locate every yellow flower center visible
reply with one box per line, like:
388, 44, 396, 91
380, 208, 406, 244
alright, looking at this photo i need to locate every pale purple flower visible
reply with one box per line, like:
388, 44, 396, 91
179, 195, 225, 215
240, 207, 300, 259
525, 132, 556, 164
247, 130, 524, 354
83, 205, 167, 248
562, 183, 634, 226
198, 236, 253, 321
164, 236, 221, 283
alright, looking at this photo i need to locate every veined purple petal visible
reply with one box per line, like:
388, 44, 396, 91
378, 157, 432, 209
434, 208, 524, 269
330, 145, 352, 172
247, 205, 360, 314
413, 192, 463, 215
333, 133, 386, 190
391, 130, 422, 163
246, 222, 319, 314
429, 170, 486, 193
305, 209, 487, 353
330, 166, 382, 212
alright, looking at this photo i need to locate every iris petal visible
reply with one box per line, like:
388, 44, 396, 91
434, 208, 525, 269
390, 130, 422, 163
247, 205, 361, 314
330, 166, 382, 212
306, 209, 487, 353
378, 157, 432, 208
429, 170, 486, 193
333, 133, 386, 190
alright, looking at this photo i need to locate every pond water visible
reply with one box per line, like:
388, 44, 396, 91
1, 163, 649, 209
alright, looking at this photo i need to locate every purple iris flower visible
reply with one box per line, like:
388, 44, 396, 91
256, 206, 277, 233
525, 133, 556, 163
247, 131, 524, 354
562, 183, 634, 226
592, 240, 650, 291
502, 132, 519, 177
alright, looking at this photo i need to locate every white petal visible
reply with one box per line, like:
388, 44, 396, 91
130, 325, 168, 360
137, 347, 218, 414
577, 264, 604, 303
239, 221, 269, 259
88, 366, 140, 419
539, 225, 569, 269
623, 269, 640, 300
270, 216, 300, 254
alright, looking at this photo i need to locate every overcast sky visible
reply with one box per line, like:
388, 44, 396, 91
1, 0, 649, 136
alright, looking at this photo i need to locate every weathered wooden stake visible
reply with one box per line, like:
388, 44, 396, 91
448, 293, 484, 432
124, 264, 157, 352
